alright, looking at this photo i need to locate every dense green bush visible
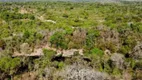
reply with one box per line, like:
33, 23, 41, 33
90, 48, 104, 57
57, 62, 65, 69
0, 57, 21, 75
85, 29, 100, 49
43, 49, 56, 60
36, 49, 56, 68
50, 31, 68, 49
0, 12, 35, 21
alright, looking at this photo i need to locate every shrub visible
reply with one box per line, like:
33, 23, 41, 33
50, 31, 67, 49
0, 57, 21, 75
112, 68, 121, 75
28, 15, 35, 20
119, 46, 131, 54
133, 70, 142, 80
85, 29, 100, 49
134, 60, 142, 70
62, 14, 69, 18
0, 12, 35, 21
105, 42, 117, 53
58, 62, 65, 69
35, 32, 44, 40
36, 49, 56, 69
103, 62, 112, 73
125, 58, 136, 69
90, 48, 104, 57
23, 30, 30, 39
43, 49, 56, 60
0, 39, 5, 49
